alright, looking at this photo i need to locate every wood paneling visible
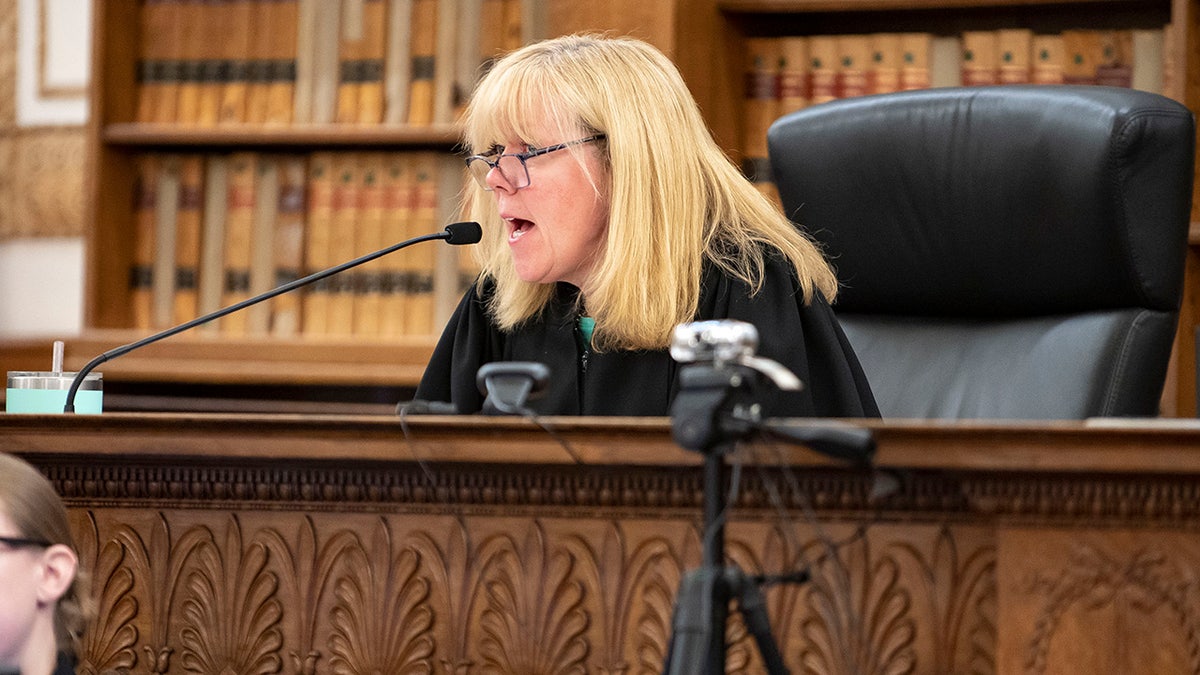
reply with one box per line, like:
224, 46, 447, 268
7, 415, 1200, 674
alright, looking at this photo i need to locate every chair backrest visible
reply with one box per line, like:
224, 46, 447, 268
768, 86, 1195, 419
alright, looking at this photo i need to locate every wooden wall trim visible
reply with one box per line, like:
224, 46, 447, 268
8, 415, 1200, 674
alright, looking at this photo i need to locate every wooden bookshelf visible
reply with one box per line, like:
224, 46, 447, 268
73, 0, 498, 398
55, 0, 718, 401
24, 0, 1199, 413
703, 0, 1200, 417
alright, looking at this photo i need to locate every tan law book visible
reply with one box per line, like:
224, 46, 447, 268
432, 0, 461, 124
1095, 30, 1133, 88
406, 0, 438, 125
130, 154, 160, 330
174, 1, 207, 125
263, 0, 300, 125
405, 152, 439, 335
835, 35, 871, 99
220, 152, 258, 335
217, 0, 255, 124
335, 0, 367, 124
353, 153, 387, 336
454, 0, 483, 119
356, 0, 388, 124
1131, 28, 1165, 95
310, 0, 343, 124
293, 0, 319, 123
1062, 30, 1101, 85
302, 152, 336, 336
930, 35, 962, 88
778, 36, 810, 115
196, 153, 229, 334
335, 0, 387, 125
1031, 34, 1065, 84
741, 37, 780, 194
152, 155, 182, 329
326, 153, 363, 335
383, 0, 413, 124
271, 155, 308, 336
246, 155, 280, 335
378, 153, 413, 338
244, 0, 276, 124
868, 33, 901, 95
136, 0, 183, 124
899, 33, 932, 90
808, 36, 838, 104
172, 155, 206, 324
194, 0, 230, 127
997, 29, 1033, 84
960, 31, 998, 86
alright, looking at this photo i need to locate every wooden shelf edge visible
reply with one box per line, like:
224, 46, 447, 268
719, 0, 1145, 12
0, 331, 438, 387
102, 123, 464, 148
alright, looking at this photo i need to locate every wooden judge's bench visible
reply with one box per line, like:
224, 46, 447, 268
4, 413, 1200, 675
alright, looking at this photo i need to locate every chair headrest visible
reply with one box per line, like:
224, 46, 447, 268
768, 86, 1195, 317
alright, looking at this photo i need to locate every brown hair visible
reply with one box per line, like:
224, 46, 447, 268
0, 453, 87, 656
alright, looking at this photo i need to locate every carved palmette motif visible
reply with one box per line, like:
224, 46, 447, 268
71, 506, 1006, 675
56, 459, 1200, 675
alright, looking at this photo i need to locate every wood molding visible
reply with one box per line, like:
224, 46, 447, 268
9, 415, 1200, 674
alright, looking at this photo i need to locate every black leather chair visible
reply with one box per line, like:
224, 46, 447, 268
768, 86, 1195, 419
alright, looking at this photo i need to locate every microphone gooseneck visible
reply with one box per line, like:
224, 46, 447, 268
62, 221, 482, 413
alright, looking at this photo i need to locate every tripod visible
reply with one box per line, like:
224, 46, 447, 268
661, 361, 875, 675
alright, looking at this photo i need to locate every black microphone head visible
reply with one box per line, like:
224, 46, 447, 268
444, 221, 483, 245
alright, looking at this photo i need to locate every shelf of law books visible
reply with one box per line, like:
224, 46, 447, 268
719, 0, 1198, 416
69, 0, 552, 388
125, 150, 474, 340
129, 0, 537, 129
735, 20, 1172, 195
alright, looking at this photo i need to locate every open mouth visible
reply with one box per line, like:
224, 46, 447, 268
508, 218, 534, 242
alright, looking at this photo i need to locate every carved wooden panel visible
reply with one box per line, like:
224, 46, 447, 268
70, 507, 999, 675
997, 528, 1200, 675
45, 456, 1005, 675
13, 416, 1200, 675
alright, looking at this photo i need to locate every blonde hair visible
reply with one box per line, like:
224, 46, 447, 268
462, 34, 838, 350
0, 453, 88, 657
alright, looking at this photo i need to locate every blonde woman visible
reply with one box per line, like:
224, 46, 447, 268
416, 34, 877, 417
0, 453, 84, 675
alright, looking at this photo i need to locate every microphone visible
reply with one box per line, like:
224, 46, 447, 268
62, 221, 483, 413
476, 361, 551, 415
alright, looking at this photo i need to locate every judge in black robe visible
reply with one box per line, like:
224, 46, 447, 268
414, 35, 879, 419
415, 250, 879, 418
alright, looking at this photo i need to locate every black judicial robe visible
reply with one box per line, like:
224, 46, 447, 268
414, 253, 879, 418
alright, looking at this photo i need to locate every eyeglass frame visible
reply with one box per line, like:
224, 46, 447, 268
465, 134, 606, 191
0, 534, 52, 549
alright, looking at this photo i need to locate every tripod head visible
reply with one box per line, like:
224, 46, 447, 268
669, 320, 800, 454
669, 320, 875, 463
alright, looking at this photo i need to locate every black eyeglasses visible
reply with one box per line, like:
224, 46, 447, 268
0, 535, 51, 549
465, 134, 606, 191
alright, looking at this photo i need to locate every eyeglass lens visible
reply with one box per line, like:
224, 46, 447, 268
467, 154, 529, 191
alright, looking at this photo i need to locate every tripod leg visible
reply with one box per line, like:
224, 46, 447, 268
727, 568, 791, 675
663, 568, 729, 675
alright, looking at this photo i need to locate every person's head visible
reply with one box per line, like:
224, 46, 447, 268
463, 34, 837, 350
0, 453, 83, 673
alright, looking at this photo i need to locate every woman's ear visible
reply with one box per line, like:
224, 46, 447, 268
35, 544, 78, 605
